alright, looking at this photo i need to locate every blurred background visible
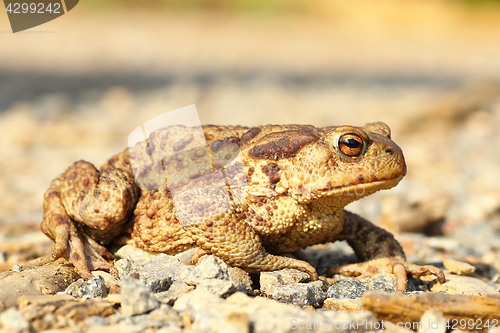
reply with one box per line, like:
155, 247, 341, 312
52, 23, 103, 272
1, 0, 499, 269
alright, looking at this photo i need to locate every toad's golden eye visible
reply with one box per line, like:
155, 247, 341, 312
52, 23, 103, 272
338, 133, 364, 156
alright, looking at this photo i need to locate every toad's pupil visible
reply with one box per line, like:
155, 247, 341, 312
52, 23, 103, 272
342, 138, 361, 148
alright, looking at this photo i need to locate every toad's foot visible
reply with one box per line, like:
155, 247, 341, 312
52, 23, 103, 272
254, 254, 319, 281
41, 190, 117, 280
328, 257, 445, 294
41, 160, 139, 279
51, 218, 118, 280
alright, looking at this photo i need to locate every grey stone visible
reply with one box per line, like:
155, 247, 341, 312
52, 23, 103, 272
96, 323, 147, 332
65, 275, 108, 298
173, 289, 226, 331
418, 308, 446, 333
0, 307, 30, 332
147, 306, 183, 327
228, 267, 253, 295
269, 281, 326, 307
123, 306, 183, 330
12, 264, 23, 272
173, 248, 200, 264
115, 244, 158, 261
323, 298, 363, 311
91, 271, 120, 288
135, 253, 193, 293
327, 280, 367, 299
42, 313, 56, 325
174, 290, 377, 333
429, 274, 499, 295
443, 259, 476, 276
231, 293, 377, 333
144, 274, 172, 294
403, 291, 424, 296
327, 273, 397, 299
120, 276, 160, 316
65, 278, 85, 297
197, 278, 238, 298
84, 315, 110, 326
173, 290, 226, 314
183, 255, 229, 285
114, 256, 139, 279
80, 275, 108, 298
155, 290, 185, 305
125, 314, 166, 328
108, 313, 127, 325
260, 268, 310, 295
157, 325, 183, 333
168, 279, 195, 293
0, 258, 80, 308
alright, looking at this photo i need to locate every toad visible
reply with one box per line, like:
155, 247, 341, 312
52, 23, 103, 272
41, 122, 444, 293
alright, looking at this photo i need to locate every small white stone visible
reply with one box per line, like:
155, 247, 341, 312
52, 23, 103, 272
0, 308, 30, 332
418, 308, 446, 333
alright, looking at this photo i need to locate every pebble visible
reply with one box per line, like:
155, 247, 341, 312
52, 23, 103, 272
174, 289, 378, 333
65, 275, 108, 298
268, 281, 326, 307
327, 273, 397, 299
417, 308, 446, 333
115, 244, 158, 261
84, 315, 110, 327
0, 258, 81, 308
323, 298, 363, 312
196, 278, 237, 298
114, 256, 139, 279
156, 326, 183, 333
173, 248, 200, 264
16, 294, 74, 308
168, 280, 195, 293
124, 314, 169, 329
155, 290, 185, 305
227, 267, 253, 294
42, 313, 56, 325
429, 274, 499, 295
135, 253, 193, 293
65, 279, 85, 297
92, 271, 121, 288
443, 259, 476, 276
173, 289, 226, 331
120, 276, 160, 316
259, 268, 310, 295
0, 307, 30, 333
140, 270, 172, 294
182, 255, 229, 285
219, 312, 250, 333
225, 292, 377, 333
12, 264, 23, 272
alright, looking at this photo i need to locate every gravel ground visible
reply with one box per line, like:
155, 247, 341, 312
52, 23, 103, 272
1, 1, 500, 331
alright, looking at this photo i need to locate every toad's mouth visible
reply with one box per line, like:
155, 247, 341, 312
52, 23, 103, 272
298, 174, 405, 198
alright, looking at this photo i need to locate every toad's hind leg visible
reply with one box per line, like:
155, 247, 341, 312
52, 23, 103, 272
41, 160, 140, 279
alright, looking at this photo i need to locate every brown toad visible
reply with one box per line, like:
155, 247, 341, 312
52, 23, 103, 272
41, 122, 444, 293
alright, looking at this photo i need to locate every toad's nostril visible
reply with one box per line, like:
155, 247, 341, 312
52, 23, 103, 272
385, 148, 394, 154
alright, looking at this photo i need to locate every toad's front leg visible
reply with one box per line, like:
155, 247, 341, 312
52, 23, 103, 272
175, 184, 319, 280
329, 211, 445, 294
41, 160, 139, 279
